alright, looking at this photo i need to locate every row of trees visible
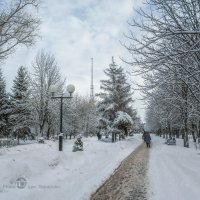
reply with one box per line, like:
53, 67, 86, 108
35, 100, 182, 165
0, 54, 141, 142
125, 0, 200, 147
0, 1, 99, 142
0, 50, 98, 142
0, 0, 41, 143
0, 0, 142, 143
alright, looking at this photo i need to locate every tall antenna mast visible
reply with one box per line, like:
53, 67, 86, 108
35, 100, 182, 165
90, 57, 94, 100
112, 56, 115, 64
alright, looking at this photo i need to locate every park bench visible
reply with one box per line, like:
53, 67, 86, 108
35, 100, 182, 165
165, 138, 176, 145
38, 137, 45, 144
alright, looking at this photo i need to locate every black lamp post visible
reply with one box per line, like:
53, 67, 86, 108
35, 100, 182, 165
49, 84, 75, 151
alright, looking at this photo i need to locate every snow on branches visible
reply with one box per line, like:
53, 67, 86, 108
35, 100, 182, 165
113, 111, 133, 128
125, 0, 200, 145
96, 58, 136, 141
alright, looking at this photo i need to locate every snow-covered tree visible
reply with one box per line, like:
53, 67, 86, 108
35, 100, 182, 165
97, 58, 135, 142
124, 0, 200, 147
64, 94, 99, 139
10, 66, 33, 143
113, 111, 133, 137
0, 68, 11, 137
31, 50, 63, 138
0, 0, 41, 62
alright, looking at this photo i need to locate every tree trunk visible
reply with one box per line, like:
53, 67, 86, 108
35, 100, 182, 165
112, 132, 115, 142
168, 122, 171, 138
183, 114, 189, 148
124, 127, 128, 137
198, 121, 200, 138
40, 124, 44, 137
46, 128, 50, 140
176, 128, 180, 138
191, 122, 196, 142
182, 82, 189, 147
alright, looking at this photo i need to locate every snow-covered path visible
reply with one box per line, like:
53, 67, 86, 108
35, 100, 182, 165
149, 135, 200, 200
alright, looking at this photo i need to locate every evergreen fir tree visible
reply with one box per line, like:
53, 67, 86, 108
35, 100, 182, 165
97, 57, 134, 141
10, 66, 33, 143
0, 68, 11, 137
113, 111, 133, 138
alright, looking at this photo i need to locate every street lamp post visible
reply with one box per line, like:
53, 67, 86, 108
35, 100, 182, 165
49, 84, 75, 151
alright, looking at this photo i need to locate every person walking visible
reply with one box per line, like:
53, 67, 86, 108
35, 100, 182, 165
144, 132, 151, 148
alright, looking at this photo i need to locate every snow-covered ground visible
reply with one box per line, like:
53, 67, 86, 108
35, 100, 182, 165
0, 135, 142, 200
149, 135, 200, 200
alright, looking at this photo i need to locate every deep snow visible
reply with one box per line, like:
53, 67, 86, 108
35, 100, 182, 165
149, 135, 200, 200
0, 135, 142, 200
1, 134, 199, 200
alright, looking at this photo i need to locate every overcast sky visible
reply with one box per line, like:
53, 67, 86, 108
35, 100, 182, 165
2, 0, 146, 121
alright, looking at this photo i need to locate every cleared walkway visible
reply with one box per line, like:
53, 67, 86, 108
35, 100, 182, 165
90, 143, 150, 200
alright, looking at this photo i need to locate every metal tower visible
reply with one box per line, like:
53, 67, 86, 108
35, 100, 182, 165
90, 57, 94, 100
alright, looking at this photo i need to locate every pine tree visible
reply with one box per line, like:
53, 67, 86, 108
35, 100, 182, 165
113, 111, 133, 139
10, 66, 33, 143
0, 68, 11, 137
97, 58, 134, 142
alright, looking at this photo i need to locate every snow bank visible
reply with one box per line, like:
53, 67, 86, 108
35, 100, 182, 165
0, 135, 142, 200
149, 135, 200, 200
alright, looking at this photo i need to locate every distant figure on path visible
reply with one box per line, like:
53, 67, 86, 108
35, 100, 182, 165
97, 131, 102, 140
143, 132, 151, 148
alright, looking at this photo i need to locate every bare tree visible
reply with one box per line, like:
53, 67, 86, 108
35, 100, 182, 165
124, 0, 200, 147
64, 94, 99, 139
31, 50, 63, 138
0, 0, 41, 61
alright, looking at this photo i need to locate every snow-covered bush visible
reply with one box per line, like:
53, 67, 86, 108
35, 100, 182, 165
0, 139, 18, 148
72, 135, 83, 152
12, 127, 35, 144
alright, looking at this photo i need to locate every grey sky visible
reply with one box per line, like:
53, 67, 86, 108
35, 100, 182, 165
2, 0, 146, 120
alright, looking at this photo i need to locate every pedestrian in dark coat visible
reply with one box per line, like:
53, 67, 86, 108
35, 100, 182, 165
97, 131, 102, 140
144, 132, 151, 148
